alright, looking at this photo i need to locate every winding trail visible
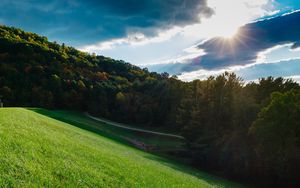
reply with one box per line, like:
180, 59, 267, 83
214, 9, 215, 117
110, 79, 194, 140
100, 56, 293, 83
85, 113, 184, 139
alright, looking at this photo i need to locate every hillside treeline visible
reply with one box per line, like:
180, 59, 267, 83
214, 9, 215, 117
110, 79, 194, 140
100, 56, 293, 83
0, 25, 299, 187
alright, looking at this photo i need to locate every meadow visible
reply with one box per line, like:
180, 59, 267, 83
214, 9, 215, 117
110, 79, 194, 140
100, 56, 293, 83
0, 108, 242, 187
31, 108, 185, 153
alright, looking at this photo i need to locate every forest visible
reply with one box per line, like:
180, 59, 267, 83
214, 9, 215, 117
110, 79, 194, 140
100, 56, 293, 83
0, 25, 299, 187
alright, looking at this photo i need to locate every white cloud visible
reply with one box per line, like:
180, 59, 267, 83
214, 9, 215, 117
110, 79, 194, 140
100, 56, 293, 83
256, 44, 292, 64
80, 27, 182, 52
258, 43, 300, 63
144, 46, 206, 66
282, 9, 300, 16
178, 64, 249, 81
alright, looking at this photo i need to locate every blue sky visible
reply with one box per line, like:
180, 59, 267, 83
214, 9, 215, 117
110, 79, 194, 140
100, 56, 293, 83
1, 0, 300, 81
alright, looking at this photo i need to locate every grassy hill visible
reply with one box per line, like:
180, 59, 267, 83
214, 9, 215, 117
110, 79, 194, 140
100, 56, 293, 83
0, 108, 242, 187
31, 108, 186, 154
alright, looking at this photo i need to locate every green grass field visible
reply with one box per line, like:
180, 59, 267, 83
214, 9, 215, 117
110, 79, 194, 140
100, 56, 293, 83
31, 108, 185, 153
0, 108, 243, 187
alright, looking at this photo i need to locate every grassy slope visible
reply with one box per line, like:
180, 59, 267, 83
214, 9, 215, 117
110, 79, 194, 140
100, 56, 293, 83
31, 109, 185, 151
0, 108, 242, 187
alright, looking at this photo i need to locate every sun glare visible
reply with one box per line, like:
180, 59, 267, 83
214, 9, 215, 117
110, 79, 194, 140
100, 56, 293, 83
219, 27, 239, 39
205, 0, 266, 39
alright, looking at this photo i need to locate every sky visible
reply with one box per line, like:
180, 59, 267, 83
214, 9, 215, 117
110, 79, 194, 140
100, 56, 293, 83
1, 0, 300, 82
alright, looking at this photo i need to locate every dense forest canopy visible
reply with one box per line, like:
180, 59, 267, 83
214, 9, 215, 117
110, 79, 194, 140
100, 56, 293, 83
0, 25, 299, 187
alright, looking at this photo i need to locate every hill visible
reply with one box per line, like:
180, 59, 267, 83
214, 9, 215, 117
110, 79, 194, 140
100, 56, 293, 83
31, 108, 185, 154
0, 25, 179, 129
1, 25, 300, 186
0, 108, 241, 187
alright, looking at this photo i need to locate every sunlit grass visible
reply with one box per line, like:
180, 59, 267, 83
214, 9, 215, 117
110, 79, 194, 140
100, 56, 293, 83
0, 108, 243, 187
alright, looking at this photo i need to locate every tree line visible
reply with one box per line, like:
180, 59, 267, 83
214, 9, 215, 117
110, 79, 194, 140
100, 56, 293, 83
0, 25, 299, 187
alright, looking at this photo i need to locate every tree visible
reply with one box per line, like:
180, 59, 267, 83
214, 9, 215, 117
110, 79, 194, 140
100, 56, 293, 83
250, 90, 300, 186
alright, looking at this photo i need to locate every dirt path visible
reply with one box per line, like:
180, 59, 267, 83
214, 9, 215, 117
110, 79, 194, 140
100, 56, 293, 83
85, 113, 184, 139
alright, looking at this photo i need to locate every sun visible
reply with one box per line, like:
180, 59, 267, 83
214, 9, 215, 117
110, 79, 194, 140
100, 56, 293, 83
206, 0, 257, 39
220, 27, 240, 39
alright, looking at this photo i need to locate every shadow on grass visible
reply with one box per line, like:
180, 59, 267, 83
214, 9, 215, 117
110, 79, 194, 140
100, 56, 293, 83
143, 154, 244, 188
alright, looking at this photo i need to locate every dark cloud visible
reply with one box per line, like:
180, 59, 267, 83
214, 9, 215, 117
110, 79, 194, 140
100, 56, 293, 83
87, 0, 213, 26
169, 10, 300, 74
0, 0, 213, 46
